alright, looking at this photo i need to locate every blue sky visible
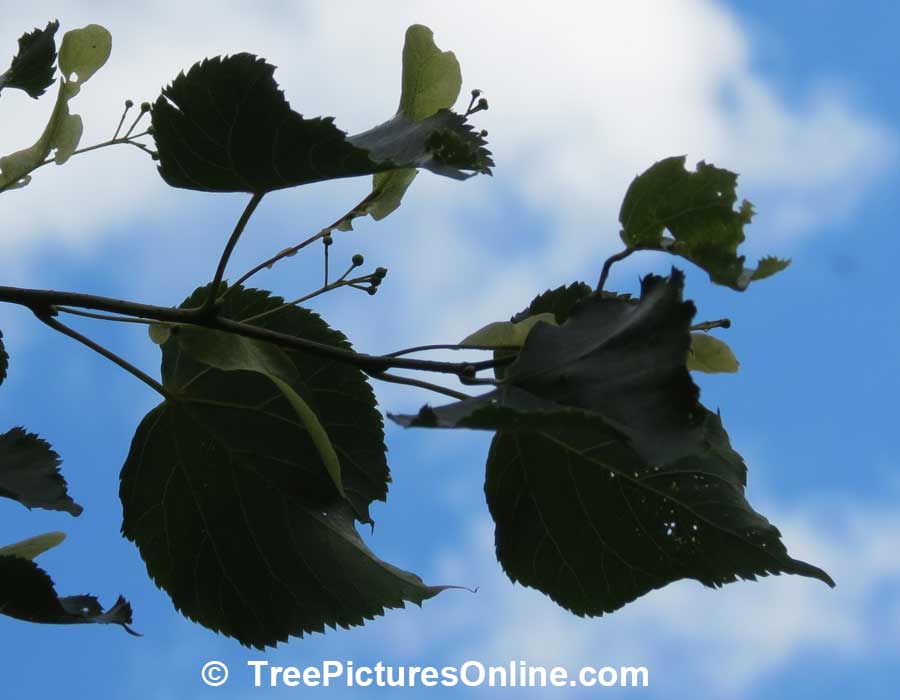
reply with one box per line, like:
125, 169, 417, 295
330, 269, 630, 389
1, 1, 898, 698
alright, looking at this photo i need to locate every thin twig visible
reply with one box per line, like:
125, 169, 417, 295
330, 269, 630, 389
57, 307, 156, 325
239, 274, 373, 324
597, 247, 635, 291
386, 343, 520, 358
228, 185, 385, 293
35, 311, 171, 399
370, 372, 472, 401
0, 133, 154, 194
203, 192, 265, 313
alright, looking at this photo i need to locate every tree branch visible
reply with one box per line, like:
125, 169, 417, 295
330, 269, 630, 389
0, 285, 514, 378
368, 372, 472, 401
35, 311, 172, 400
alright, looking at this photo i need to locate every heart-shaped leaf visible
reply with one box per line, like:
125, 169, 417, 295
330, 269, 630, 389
484, 410, 834, 617
0, 554, 136, 633
619, 156, 789, 290
173, 325, 344, 497
0, 20, 59, 98
151, 46, 491, 194
0, 427, 82, 515
122, 284, 446, 647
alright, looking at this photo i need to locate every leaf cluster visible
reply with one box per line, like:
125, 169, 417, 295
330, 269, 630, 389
0, 19, 832, 652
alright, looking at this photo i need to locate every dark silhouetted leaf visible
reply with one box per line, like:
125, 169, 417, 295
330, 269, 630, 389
688, 333, 739, 373
0, 20, 59, 98
0, 554, 137, 633
151, 49, 491, 194
0, 427, 82, 515
619, 156, 789, 290
394, 271, 703, 465
510, 282, 596, 324
0, 329, 8, 385
483, 410, 834, 617
173, 325, 345, 497
121, 284, 445, 647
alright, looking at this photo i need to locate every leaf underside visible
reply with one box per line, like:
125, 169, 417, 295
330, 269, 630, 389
121, 284, 444, 648
151, 52, 491, 194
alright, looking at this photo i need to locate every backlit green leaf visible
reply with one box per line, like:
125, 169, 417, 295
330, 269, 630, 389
460, 313, 556, 348
0, 531, 66, 560
399, 24, 462, 121
0, 24, 111, 191
688, 333, 739, 373
619, 156, 789, 290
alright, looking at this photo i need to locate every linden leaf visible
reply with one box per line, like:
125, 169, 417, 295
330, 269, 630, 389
0, 427, 82, 515
399, 24, 462, 121
687, 333, 739, 373
460, 313, 557, 348
0, 554, 137, 633
121, 284, 447, 647
484, 410, 833, 617
619, 156, 789, 290
0, 531, 66, 560
57, 24, 111, 84
173, 325, 345, 497
394, 271, 703, 465
151, 45, 491, 193
0, 20, 59, 98
0, 24, 112, 191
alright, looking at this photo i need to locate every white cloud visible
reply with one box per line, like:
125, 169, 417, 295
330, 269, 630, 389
0, 0, 891, 259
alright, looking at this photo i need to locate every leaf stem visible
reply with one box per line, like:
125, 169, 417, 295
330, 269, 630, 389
368, 372, 472, 401
35, 311, 172, 400
203, 192, 265, 313
597, 247, 635, 292
57, 306, 156, 325
386, 343, 519, 357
